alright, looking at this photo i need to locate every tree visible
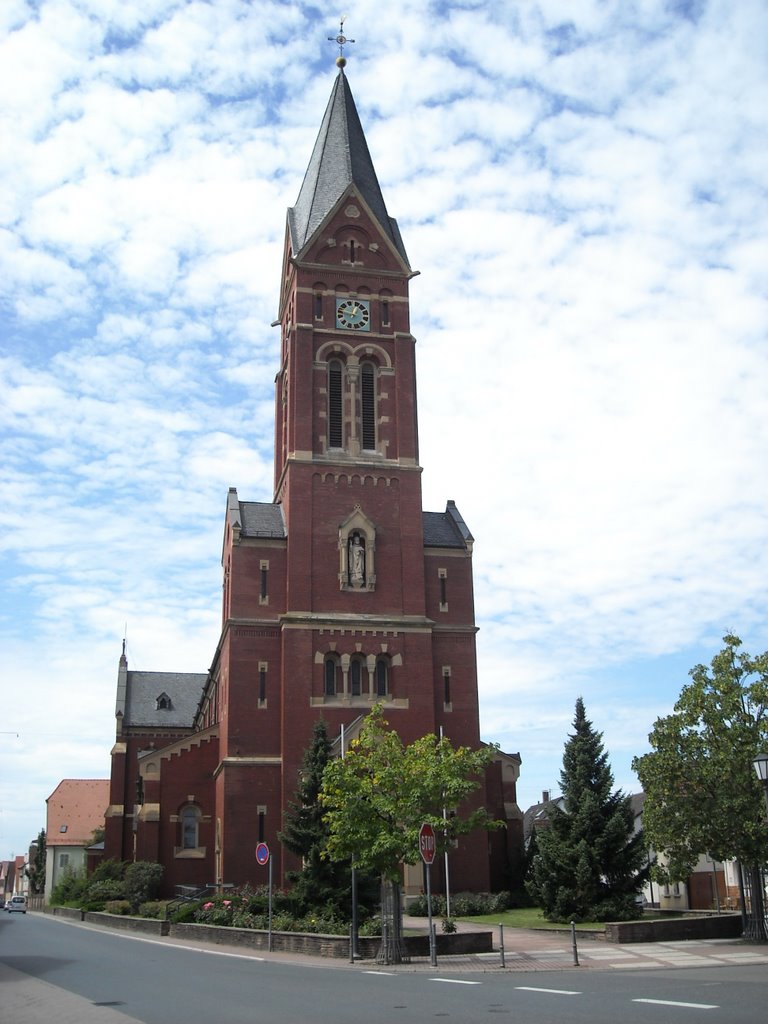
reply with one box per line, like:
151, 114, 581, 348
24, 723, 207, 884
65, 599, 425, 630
279, 720, 374, 919
528, 698, 649, 922
632, 634, 768, 939
320, 705, 500, 963
25, 829, 46, 895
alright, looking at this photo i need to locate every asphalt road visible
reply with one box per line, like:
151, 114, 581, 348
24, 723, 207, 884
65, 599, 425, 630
2, 911, 768, 1023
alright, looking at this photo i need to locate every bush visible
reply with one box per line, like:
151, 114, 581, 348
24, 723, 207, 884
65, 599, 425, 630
358, 916, 381, 937
408, 891, 511, 918
441, 917, 457, 933
170, 901, 200, 924
138, 901, 166, 919
89, 859, 126, 883
83, 879, 126, 910
50, 868, 89, 907
105, 900, 132, 915
124, 861, 163, 910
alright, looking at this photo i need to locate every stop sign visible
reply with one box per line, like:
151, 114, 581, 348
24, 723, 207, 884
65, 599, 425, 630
419, 822, 436, 865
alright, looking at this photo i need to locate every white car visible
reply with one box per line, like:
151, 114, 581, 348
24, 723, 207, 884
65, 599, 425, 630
7, 896, 27, 913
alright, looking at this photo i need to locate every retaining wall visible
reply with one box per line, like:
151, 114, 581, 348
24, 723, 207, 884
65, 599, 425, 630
605, 914, 742, 943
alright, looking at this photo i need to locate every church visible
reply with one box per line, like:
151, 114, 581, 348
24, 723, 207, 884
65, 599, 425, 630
104, 58, 522, 898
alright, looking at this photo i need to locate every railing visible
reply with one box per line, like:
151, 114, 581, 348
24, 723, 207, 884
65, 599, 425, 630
164, 884, 216, 921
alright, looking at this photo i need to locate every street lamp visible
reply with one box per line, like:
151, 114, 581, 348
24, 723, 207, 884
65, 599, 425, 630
753, 752, 768, 814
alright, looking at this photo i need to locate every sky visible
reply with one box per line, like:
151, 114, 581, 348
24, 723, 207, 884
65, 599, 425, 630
1, 0, 767, 863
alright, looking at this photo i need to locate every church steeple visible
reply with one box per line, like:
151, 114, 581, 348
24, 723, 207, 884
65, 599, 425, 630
288, 71, 410, 268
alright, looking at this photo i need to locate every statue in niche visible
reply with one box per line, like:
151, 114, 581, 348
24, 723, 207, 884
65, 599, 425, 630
349, 534, 366, 587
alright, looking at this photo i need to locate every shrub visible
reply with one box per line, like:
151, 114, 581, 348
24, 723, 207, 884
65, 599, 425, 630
441, 917, 457, 933
138, 901, 166, 919
83, 879, 126, 910
358, 916, 381, 937
408, 891, 511, 918
105, 900, 132, 915
50, 868, 89, 907
170, 901, 200, 924
124, 861, 163, 910
89, 859, 126, 883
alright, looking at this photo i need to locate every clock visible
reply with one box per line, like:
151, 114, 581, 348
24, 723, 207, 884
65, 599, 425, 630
336, 298, 371, 331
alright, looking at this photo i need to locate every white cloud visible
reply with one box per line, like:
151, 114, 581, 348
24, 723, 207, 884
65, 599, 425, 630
2, 0, 767, 858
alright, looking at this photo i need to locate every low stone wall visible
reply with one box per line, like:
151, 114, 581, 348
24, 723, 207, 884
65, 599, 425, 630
170, 921, 376, 958
83, 912, 169, 937
48, 906, 84, 921
605, 914, 742, 944
40, 908, 492, 959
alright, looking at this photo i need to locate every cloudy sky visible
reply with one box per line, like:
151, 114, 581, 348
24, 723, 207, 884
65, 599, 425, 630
2, 0, 767, 862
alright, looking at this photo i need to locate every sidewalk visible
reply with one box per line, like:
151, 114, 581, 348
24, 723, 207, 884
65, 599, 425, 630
384, 915, 768, 973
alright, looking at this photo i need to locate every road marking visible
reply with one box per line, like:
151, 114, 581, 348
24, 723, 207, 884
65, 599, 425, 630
363, 970, 397, 976
515, 986, 581, 996
633, 999, 718, 1010
430, 978, 482, 985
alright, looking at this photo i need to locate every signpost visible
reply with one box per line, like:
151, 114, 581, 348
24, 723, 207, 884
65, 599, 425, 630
256, 843, 273, 951
419, 823, 437, 967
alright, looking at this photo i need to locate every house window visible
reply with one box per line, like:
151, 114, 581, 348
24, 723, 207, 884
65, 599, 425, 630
381, 298, 390, 326
376, 657, 388, 698
328, 360, 344, 448
325, 656, 338, 697
181, 806, 201, 850
59, 853, 69, 868
257, 806, 266, 843
156, 692, 172, 710
439, 568, 448, 611
260, 560, 269, 603
314, 292, 323, 319
258, 663, 267, 703
443, 666, 452, 707
360, 362, 376, 450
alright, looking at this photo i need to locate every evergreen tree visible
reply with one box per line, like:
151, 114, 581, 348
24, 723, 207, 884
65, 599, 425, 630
528, 698, 648, 922
25, 829, 46, 895
279, 719, 362, 918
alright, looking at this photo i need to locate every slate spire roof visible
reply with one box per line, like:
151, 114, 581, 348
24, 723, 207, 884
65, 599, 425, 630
288, 70, 409, 267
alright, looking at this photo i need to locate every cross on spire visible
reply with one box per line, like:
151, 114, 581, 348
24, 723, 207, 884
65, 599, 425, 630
328, 16, 355, 68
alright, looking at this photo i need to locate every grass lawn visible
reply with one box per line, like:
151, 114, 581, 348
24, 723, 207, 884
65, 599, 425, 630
461, 907, 677, 931
461, 907, 603, 931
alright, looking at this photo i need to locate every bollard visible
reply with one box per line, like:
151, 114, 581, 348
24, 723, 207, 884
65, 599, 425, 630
570, 920, 579, 966
499, 923, 506, 968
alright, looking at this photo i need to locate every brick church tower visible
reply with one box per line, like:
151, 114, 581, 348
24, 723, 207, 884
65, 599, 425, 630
105, 66, 521, 895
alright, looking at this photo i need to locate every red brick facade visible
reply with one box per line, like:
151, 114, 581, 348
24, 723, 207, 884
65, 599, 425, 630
105, 70, 522, 896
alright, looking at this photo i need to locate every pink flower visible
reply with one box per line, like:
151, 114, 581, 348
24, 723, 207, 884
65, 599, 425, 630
223, 900, 232, 907
203, 902, 213, 910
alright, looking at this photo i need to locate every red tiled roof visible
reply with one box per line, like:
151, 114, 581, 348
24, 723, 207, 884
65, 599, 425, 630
46, 779, 109, 847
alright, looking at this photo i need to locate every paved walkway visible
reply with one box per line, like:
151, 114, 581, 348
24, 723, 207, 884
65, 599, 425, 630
384, 915, 768, 974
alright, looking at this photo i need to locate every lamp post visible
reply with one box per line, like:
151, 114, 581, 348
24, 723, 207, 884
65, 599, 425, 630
748, 752, 768, 942
753, 752, 768, 815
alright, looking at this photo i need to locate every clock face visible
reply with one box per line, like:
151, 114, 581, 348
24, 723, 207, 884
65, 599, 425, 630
336, 298, 371, 331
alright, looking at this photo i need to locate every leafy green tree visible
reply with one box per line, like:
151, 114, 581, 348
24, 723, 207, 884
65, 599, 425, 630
320, 705, 500, 962
529, 698, 649, 922
25, 829, 46, 895
279, 720, 375, 919
633, 634, 768, 939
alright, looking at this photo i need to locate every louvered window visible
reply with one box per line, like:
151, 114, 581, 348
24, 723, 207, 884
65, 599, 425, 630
350, 658, 362, 696
325, 657, 338, 697
361, 362, 376, 450
376, 658, 388, 697
328, 360, 343, 448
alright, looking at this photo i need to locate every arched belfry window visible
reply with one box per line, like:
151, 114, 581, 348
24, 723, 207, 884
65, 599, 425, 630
328, 359, 344, 448
375, 657, 389, 698
350, 656, 364, 697
324, 656, 339, 697
360, 362, 376, 450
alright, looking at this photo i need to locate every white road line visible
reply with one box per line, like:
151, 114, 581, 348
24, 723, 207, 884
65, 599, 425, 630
363, 970, 397, 976
430, 979, 482, 986
633, 998, 719, 1010
515, 986, 581, 996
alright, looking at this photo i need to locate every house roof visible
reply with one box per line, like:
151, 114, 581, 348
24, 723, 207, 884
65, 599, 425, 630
46, 779, 110, 847
124, 670, 207, 728
287, 70, 409, 266
239, 501, 287, 539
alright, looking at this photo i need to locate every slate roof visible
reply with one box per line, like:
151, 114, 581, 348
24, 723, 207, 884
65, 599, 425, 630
288, 71, 409, 266
423, 502, 474, 549
239, 502, 286, 539
124, 671, 207, 728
